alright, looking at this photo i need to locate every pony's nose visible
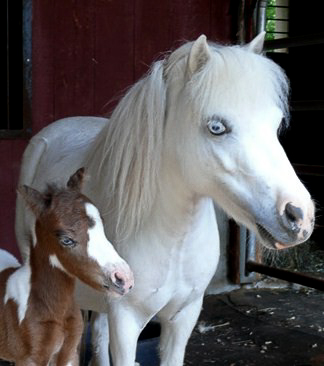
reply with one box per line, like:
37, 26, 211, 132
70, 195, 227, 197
281, 202, 303, 234
110, 270, 134, 295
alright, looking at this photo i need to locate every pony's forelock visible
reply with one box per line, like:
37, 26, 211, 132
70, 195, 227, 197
186, 44, 290, 124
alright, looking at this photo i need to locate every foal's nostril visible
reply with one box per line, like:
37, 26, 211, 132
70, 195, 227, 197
283, 202, 303, 232
109, 269, 134, 295
113, 272, 126, 288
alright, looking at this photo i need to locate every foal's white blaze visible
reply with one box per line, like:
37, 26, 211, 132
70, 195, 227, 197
4, 261, 31, 323
49, 254, 70, 275
85, 203, 122, 267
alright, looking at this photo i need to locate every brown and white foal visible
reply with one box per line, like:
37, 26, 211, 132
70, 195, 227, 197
0, 168, 134, 366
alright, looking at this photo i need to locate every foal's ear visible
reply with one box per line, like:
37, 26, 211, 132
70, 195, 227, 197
18, 185, 46, 216
187, 34, 211, 76
67, 167, 85, 191
245, 32, 266, 54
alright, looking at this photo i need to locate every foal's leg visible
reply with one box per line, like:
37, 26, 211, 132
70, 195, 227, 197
89, 312, 110, 366
16, 358, 38, 366
55, 311, 84, 366
109, 304, 144, 366
158, 296, 204, 366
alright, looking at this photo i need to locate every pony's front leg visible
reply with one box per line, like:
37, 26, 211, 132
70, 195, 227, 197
109, 304, 144, 366
89, 312, 110, 366
158, 296, 204, 366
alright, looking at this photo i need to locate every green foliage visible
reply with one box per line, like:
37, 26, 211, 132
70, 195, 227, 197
266, 0, 276, 42
266, 6, 276, 20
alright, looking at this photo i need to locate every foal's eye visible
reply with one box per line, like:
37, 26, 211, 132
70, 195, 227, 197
60, 236, 76, 248
207, 119, 227, 136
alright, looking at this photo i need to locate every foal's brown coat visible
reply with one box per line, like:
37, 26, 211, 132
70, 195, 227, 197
0, 265, 83, 365
0, 168, 110, 365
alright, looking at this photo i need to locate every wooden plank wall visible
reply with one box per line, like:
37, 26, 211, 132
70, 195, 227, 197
32, 0, 237, 129
1, 0, 237, 258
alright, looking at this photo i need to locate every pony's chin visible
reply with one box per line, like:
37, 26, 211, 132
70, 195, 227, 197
260, 239, 291, 251
256, 224, 298, 251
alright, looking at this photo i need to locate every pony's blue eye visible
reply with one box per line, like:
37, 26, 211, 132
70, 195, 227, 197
207, 119, 227, 136
60, 236, 76, 247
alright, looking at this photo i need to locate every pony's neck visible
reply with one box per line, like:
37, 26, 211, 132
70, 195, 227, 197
29, 242, 75, 311
150, 157, 207, 238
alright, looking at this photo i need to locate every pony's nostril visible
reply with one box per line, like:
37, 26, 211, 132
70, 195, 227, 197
283, 203, 303, 232
285, 203, 303, 222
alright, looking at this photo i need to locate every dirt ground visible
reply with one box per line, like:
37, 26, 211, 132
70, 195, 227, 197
185, 288, 324, 366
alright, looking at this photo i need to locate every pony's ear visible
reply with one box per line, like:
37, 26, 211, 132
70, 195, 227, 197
67, 167, 85, 191
187, 34, 211, 76
18, 185, 46, 216
245, 32, 266, 54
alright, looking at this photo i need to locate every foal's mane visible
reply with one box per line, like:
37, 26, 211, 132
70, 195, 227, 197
40, 183, 84, 213
88, 40, 289, 243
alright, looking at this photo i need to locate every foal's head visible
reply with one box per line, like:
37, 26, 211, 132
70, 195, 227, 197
19, 168, 134, 296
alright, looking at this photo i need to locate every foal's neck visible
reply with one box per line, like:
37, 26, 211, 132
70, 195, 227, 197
29, 241, 75, 312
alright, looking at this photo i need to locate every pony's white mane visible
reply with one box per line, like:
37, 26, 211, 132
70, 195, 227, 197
88, 60, 166, 242
88, 40, 289, 243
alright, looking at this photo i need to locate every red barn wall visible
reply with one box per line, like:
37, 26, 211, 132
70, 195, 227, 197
1, 0, 238, 258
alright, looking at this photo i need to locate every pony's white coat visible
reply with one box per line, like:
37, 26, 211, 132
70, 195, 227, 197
0, 249, 20, 271
15, 34, 314, 365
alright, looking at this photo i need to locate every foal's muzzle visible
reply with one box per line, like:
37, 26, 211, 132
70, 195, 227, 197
103, 267, 134, 296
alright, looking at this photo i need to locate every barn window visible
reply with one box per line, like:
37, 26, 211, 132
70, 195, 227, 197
2, 0, 32, 139
266, 0, 289, 43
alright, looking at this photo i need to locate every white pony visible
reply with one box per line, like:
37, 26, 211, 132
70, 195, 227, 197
16, 34, 314, 366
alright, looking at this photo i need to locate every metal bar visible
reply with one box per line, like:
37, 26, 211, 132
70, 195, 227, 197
246, 261, 324, 291
267, 19, 289, 21
228, 220, 241, 285
264, 33, 324, 50
242, 231, 258, 283
293, 164, 324, 177
256, 0, 268, 34
291, 100, 324, 111
266, 5, 289, 9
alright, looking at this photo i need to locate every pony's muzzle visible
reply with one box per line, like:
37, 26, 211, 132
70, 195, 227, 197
281, 202, 304, 233
278, 200, 315, 246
